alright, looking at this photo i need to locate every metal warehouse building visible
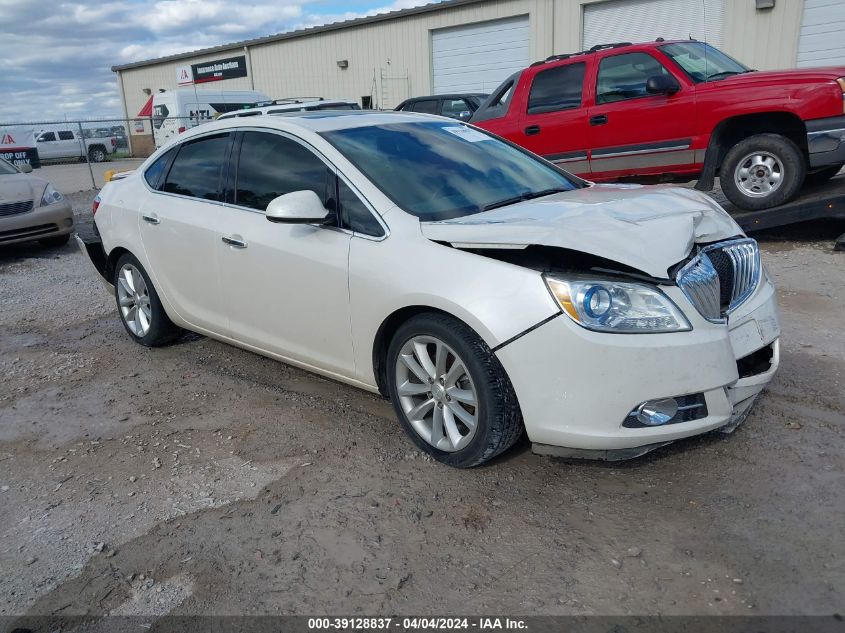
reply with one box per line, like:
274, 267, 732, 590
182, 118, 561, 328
113, 0, 845, 143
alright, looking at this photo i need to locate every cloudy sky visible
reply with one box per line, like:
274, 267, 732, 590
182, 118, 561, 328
0, 0, 438, 123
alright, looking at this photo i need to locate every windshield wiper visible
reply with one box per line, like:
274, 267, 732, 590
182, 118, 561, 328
706, 69, 752, 82
482, 187, 568, 212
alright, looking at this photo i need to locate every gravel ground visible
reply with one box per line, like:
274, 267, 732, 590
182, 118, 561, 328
0, 190, 843, 620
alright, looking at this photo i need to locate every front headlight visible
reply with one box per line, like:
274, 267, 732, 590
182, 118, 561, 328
545, 275, 692, 333
40, 183, 63, 207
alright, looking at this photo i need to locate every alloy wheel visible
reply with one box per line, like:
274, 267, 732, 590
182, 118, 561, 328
734, 151, 784, 198
117, 263, 152, 337
394, 335, 479, 452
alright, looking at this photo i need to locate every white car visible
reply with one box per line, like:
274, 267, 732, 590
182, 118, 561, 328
77, 112, 780, 468
216, 98, 361, 121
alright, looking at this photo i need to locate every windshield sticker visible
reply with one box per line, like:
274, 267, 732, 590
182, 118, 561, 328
443, 126, 491, 143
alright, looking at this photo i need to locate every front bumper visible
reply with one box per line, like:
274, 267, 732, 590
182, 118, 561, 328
495, 279, 780, 458
806, 115, 845, 168
0, 200, 74, 246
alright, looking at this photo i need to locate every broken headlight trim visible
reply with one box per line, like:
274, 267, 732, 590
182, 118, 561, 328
40, 183, 63, 207
544, 275, 692, 334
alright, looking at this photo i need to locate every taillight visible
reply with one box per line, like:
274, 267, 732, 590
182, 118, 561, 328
178, 126, 186, 133
92, 194, 101, 216
111, 138, 116, 147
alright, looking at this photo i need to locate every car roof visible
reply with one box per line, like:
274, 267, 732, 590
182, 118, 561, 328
529, 39, 690, 68
187, 110, 440, 136
218, 99, 357, 119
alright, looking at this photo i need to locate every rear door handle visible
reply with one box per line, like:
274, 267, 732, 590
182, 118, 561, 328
590, 114, 608, 126
222, 235, 247, 249
524, 125, 541, 136
142, 214, 160, 225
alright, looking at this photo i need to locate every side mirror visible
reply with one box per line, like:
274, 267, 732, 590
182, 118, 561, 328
18, 163, 33, 174
646, 74, 680, 95
266, 190, 331, 224
457, 110, 472, 121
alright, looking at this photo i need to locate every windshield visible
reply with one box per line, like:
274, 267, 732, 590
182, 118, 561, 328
0, 157, 19, 175
660, 42, 749, 83
321, 121, 580, 221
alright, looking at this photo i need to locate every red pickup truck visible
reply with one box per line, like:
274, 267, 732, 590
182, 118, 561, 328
471, 40, 845, 210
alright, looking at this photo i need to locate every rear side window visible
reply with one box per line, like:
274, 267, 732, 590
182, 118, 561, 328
411, 100, 439, 114
58, 130, 75, 141
162, 133, 229, 200
527, 62, 585, 115
338, 180, 383, 237
234, 131, 332, 211
144, 148, 177, 189
596, 52, 671, 104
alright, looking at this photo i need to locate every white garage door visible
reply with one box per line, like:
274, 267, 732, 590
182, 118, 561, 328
432, 16, 529, 94
797, 0, 845, 67
583, 0, 724, 49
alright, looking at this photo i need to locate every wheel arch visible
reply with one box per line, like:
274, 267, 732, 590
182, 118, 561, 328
698, 111, 808, 190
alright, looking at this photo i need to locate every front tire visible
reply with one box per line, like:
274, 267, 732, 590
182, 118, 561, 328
720, 134, 805, 210
113, 253, 180, 347
386, 313, 523, 468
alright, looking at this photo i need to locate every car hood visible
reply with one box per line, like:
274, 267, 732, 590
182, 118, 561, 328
710, 67, 845, 86
0, 173, 47, 205
419, 184, 743, 279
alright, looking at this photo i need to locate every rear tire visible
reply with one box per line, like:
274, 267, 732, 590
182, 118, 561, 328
40, 234, 70, 248
386, 313, 524, 468
720, 133, 805, 210
88, 147, 107, 163
113, 253, 180, 347
804, 163, 843, 187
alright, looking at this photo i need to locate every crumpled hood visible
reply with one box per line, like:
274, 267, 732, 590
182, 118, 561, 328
420, 184, 743, 279
0, 172, 47, 205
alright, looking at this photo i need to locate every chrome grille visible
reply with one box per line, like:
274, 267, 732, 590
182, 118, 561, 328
0, 200, 34, 217
677, 238, 761, 323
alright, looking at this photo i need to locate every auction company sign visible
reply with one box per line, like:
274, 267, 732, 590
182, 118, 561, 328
190, 55, 247, 84
0, 129, 40, 169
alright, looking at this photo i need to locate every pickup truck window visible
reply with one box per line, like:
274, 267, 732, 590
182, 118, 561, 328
660, 42, 749, 83
411, 100, 439, 115
528, 62, 585, 115
38, 132, 56, 142
58, 131, 75, 141
596, 52, 672, 104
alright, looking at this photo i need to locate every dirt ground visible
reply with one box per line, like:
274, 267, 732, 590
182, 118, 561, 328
1, 190, 843, 620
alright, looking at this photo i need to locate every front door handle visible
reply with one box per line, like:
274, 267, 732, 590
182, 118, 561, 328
222, 236, 247, 249
524, 125, 541, 136
590, 114, 608, 126
142, 214, 160, 225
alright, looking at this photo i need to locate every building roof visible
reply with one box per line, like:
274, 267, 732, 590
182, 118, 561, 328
111, 0, 486, 72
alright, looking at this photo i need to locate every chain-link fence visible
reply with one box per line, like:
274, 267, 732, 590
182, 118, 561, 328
0, 115, 200, 192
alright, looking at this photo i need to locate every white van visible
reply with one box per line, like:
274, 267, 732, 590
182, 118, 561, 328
152, 89, 269, 147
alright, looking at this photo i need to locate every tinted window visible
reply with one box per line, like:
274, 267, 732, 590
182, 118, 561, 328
322, 121, 578, 222
235, 131, 332, 211
596, 52, 671, 104
441, 99, 471, 119
144, 148, 176, 189
338, 180, 383, 237
58, 130, 75, 141
528, 63, 585, 114
39, 132, 56, 141
411, 100, 438, 114
162, 133, 229, 200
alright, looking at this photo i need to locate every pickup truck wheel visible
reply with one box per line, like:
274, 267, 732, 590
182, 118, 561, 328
721, 134, 805, 210
113, 253, 180, 347
88, 147, 107, 163
805, 163, 843, 187
386, 313, 524, 468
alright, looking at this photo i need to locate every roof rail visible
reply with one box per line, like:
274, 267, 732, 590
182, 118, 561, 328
529, 41, 633, 67
253, 97, 325, 107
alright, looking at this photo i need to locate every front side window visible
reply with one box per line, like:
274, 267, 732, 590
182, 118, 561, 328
528, 62, 586, 115
162, 133, 229, 200
58, 131, 75, 141
338, 180, 383, 237
235, 131, 332, 211
660, 42, 750, 83
0, 158, 18, 175
321, 121, 579, 222
38, 132, 56, 142
441, 99, 472, 119
596, 53, 672, 104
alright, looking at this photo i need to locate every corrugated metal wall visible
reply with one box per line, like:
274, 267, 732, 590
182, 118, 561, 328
116, 0, 806, 119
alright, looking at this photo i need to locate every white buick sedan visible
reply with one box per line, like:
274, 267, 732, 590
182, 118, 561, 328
78, 112, 780, 467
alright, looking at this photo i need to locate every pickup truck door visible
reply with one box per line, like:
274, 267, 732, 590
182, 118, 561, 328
35, 132, 60, 160
515, 61, 590, 176
587, 51, 696, 179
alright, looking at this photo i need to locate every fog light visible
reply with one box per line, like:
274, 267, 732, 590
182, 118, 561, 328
63, 218, 74, 227
636, 398, 679, 426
